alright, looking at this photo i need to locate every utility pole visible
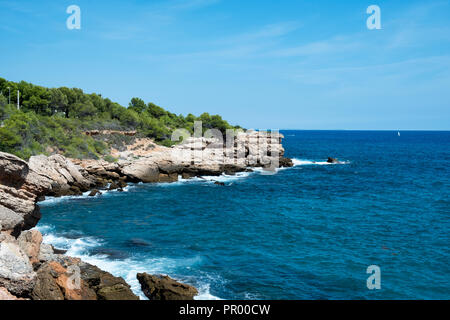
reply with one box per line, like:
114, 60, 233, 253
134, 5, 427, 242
8, 87, 10, 105
17, 90, 20, 110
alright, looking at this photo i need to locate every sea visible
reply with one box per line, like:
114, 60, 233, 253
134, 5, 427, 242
36, 131, 450, 300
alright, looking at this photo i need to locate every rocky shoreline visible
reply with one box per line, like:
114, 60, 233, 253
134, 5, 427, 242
0, 131, 292, 300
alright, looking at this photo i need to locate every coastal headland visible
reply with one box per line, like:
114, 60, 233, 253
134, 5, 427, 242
0, 130, 292, 300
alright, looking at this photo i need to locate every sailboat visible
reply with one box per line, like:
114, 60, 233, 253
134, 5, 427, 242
398, 131, 401, 137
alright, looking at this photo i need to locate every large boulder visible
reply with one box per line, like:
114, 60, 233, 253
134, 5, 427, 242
137, 273, 198, 300
0, 185, 42, 233
121, 162, 160, 183
0, 152, 53, 232
79, 262, 139, 300
28, 155, 92, 196
0, 152, 29, 187
0, 240, 36, 296
0, 205, 23, 232
279, 157, 294, 168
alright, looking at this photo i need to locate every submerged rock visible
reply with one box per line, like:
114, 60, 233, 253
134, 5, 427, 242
108, 182, 119, 191
279, 157, 294, 167
88, 189, 101, 197
126, 238, 152, 248
137, 273, 198, 300
327, 157, 339, 164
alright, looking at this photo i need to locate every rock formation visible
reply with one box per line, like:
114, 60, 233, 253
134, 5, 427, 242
137, 273, 198, 300
327, 157, 340, 164
0, 130, 293, 300
74, 130, 293, 183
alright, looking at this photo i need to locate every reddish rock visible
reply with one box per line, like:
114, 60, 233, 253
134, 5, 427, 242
17, 229, 43, 264
31, 261, 97, 300
0, 287, 26, 300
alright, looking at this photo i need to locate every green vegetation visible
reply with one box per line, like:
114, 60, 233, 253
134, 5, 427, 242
0, 77, 240, 160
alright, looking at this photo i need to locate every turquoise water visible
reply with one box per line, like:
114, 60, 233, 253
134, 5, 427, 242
38, 131, 450, 299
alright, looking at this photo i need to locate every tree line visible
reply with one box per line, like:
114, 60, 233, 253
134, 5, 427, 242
0, 78, 240, 160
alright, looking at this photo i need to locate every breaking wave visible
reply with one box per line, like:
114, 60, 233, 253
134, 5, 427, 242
35, 224, 222, 300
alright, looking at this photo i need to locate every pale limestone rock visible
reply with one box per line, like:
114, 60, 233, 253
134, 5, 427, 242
121, 162, 160, 183
0, 152, 29, 187
17, 230, 43, 264
0, 205, 22, 231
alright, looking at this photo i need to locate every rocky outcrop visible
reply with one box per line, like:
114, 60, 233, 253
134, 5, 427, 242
0, 130, 292, 300
0, 152, 49, 233
279, 157, 294, 168
0, 152, 29, 187
79, 262, 139, 300
73, 130, 293, 185
0, 152, 96, 234
0, 235, 36, 297
327, 157, 339, 164
0, 152, 141, 300
137, 273, 198, 300
0, 227, 139, 301
88, 189, 101, 197
28, 154, 94, 197
31, 261, 98, 300
0, 205, 23, 232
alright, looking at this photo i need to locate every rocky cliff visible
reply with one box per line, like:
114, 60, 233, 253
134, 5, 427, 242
0, 131, 292, 300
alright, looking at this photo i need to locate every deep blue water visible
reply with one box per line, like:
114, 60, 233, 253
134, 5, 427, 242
38, 131, 450, 300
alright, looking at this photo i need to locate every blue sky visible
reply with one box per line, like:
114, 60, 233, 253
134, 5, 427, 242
1, 0, 449, 130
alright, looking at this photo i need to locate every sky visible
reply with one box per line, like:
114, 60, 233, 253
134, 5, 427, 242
0, 0, 449, 130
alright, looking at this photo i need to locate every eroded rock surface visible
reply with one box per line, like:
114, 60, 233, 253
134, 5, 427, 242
1, 130, 292, 300
79, 262, 139, 300
0, 239, 36, 296
137, 273, 198, 300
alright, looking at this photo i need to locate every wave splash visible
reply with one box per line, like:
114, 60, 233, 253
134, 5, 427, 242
38, 184, 135, 206
291, 158, 350, 166
35, 225, 222, 300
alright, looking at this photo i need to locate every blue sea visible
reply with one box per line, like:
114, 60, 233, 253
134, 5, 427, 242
37, 131, 450, 300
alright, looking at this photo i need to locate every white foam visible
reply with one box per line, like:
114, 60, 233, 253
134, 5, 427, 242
291, 158, 350, 166
36, 224, 222, 300
195, 283, 223, 300
201, 171, 253, 183
157, 171, 256, 187
38, 191, 92, 206
38, 184, 136, 206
